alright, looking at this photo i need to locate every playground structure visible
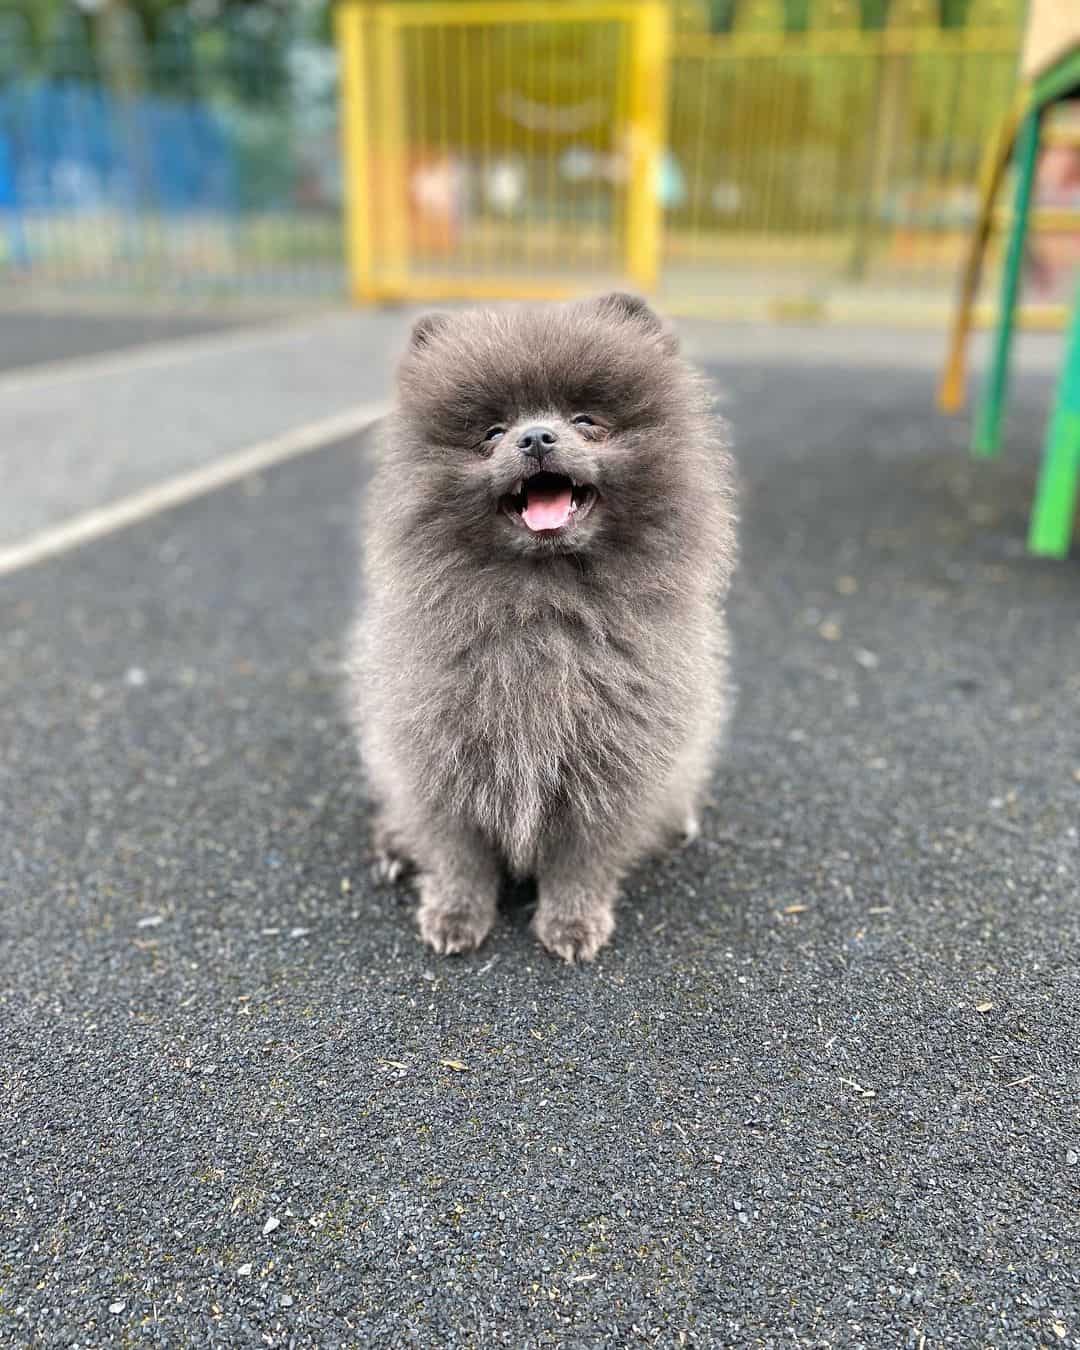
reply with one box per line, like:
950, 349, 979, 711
938, 0, 1080, 557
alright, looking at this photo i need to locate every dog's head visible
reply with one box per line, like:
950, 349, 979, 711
389, 294, 715, 564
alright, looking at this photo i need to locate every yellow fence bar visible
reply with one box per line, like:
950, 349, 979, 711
373, 9, 410, 296
387, 2, 646, 27
626, 0, 672, 291
336, 2, 375, 302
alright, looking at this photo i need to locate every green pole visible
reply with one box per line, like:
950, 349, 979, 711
971, 108, 1041, 459
1027, 281, 1080, 559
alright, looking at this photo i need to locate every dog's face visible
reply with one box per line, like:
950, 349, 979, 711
392, 294, 702, 562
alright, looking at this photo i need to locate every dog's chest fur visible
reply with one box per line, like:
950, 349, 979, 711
396, 599, 690, 874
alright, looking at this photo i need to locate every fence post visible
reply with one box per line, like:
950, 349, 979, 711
625, 0, 671, 293
337, 0, 377, 302
373, 8, 410, 297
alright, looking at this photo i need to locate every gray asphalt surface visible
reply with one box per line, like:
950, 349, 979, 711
2, 345, 1079, 1347
0, 308, 244, 373
0, 309, 408, 548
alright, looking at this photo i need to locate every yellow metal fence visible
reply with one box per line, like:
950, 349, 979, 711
337, 0, 670, 302
337, 0, 1026, 321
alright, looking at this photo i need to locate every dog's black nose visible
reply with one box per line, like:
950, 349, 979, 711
517, 425, 558, 460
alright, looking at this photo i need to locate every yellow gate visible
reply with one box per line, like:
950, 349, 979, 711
336, 0, 670, 303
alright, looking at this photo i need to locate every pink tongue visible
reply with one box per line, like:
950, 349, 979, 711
522, 485, 573, 532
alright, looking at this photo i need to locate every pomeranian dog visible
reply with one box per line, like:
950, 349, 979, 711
348, 293, 736, 963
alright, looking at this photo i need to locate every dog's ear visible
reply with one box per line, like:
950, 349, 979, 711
408, 311, 451, 350
589, 292, 678, 353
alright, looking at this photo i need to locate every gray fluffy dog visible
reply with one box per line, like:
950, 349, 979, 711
347, 293, 736, 962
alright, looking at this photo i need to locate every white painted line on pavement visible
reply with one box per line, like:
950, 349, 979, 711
0, 401, 388, 579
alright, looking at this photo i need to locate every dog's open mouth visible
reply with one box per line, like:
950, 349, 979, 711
500, 473, 598, 534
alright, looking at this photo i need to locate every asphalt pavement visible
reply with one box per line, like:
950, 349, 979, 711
0, 316, 1078, 1348
0, 308, 244, 374
0, 309, 407, 547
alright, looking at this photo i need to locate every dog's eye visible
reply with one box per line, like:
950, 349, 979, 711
482, 424, 507, 443
571, 414, 596, 428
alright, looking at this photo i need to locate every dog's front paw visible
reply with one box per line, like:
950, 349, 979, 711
417, 897, 494, 955
532, 906, 614, 964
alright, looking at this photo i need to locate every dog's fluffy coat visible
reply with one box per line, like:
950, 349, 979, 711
348, 294, 736, 962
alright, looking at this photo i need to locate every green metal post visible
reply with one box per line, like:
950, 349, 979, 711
971, 109, 1041, 459
1027, 282, 1080, 559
